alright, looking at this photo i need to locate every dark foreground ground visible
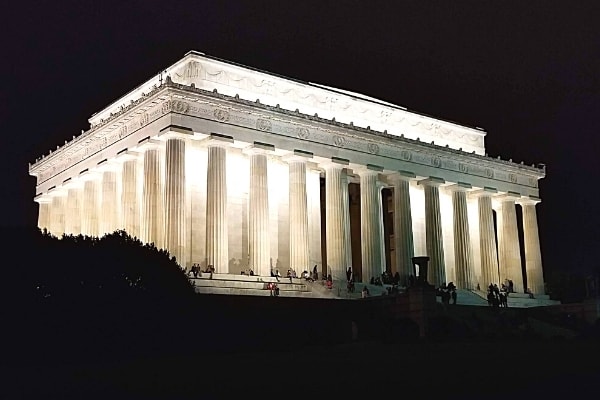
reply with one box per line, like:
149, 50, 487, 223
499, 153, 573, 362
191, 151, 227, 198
4, 340, 599, 399
4, 293, 600, 399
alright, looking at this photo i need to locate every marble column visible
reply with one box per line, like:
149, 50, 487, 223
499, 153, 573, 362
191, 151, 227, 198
498, 194, 524, 293
81, 175, 100, 237
288, 156, 310, 274
64, 184, 83, 235
324, 162, 349, 281
50, 193, 67, 237
342, 171, 353, 278
120, 155, 140, 239
419, 177, 445, 287
392, 172, 415, 286
205, 140, 229, 273
247, 147, 271, 277
359, 167, 384, 283
100, 169, 119, 236
141, 142, 164, 248
36, 197, 52, 233
164, 136, 187, 267
474, 189, 500, 288
520, 198, 545, 295
450, 184, 474, 289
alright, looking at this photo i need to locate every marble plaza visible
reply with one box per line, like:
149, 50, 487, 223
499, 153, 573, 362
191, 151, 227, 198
29, 51, 546, 295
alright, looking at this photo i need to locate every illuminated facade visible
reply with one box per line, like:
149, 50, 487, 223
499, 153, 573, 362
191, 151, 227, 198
29, 51, 546, 294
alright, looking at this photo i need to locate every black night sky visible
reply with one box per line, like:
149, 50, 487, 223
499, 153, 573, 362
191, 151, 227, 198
3, 0, 600, 279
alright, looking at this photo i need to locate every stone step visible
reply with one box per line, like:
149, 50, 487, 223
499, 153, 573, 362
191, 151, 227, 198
192, 273, 305, 285
194, 286, 319, 298
191, 278, 309, 291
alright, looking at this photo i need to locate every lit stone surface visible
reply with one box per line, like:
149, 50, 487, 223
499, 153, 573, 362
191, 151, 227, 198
288, 158, 310, 273
420, 178, 445, 287
81, 178, 99, 237
141, 145, 164, 248
50, 193, 66, 237
36, 198, 51, 232
359, 169, 383, 282
392, 173, 415, 286
164, 137, 187, 267
325, 163, 349, 281
65, 186, 82, 235
28, 51, 547, 290
120, 157, 139, 238
248, 150, 270, 276
450, 185, 474, 289
499, 196, 524, 293
205, 142, 228, 273
475, 190, 499, 288
520, 199, 545, 294
100, 170, 118, 235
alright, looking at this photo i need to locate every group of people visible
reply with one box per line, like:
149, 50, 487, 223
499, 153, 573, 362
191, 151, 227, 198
437, 282, 458, 305
487, 283, 509, 307
187, 264, 215, 278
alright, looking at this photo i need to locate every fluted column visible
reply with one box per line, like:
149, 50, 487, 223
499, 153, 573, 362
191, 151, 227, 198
499, 194, 524, 292
450, 184, 474, 289
205, 140, 229, 273
520, 198, 545, 294
64, 184, 83, 235
392, 172, 415, 286
474, 189, 500, 287
36, 197, 52, 233
359, 167, 384, 283
246, 147, 271, 276
288, 156, 310, 274
50, 193, 67, 237
141, 142, 164, 248
81, 175, 100, 237
342, 171, 353, 277
164, 136, 187, 267
100, 169, 118, 236
324, 162, 349, 281
119, 154, 140, 239
420, 178, 445, 287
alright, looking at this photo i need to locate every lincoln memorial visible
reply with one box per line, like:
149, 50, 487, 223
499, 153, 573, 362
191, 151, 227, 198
29, 51, 546, 295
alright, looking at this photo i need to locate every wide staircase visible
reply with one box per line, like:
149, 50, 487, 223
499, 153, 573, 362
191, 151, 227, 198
191, 273, 339, 299
446, 289, 561, 308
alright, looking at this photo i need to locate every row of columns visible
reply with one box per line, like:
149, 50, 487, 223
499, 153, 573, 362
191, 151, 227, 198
35, 137, 544, 293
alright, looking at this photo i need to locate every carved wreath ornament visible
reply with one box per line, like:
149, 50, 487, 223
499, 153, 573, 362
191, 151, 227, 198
333, 135, 346, 147
296, 127, 310, 139
256, 118, 272, 132
213, 109, 230, 122
400, 150, 411, 161
367, 143, 380, 154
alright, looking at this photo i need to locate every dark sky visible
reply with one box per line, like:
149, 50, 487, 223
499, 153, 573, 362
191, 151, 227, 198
3, 1, 599, 276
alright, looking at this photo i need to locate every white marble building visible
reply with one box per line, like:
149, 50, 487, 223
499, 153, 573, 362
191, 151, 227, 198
29, 51, 546, 294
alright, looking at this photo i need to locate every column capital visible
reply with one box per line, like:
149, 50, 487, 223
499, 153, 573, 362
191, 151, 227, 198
494, 191, 521, 202
77, 169, 102, 182
320, 156, 349, 169
468, 186, 498, 199
418, 176, 445, 187
96, 158, 120, 172
134, 138, 162, 152
282, 149, 313, 163
243, 141, 275, 156
517, 195, 541, 206
391, 170, 417, 182
204, 133, 234, 148
114, 149, 139, 163
34, 194, 53, 204
157, 125, 194, 141
445, 182, 473, 193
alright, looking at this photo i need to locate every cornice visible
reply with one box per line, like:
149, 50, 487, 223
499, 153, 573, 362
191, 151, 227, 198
30, 79, 546, 191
